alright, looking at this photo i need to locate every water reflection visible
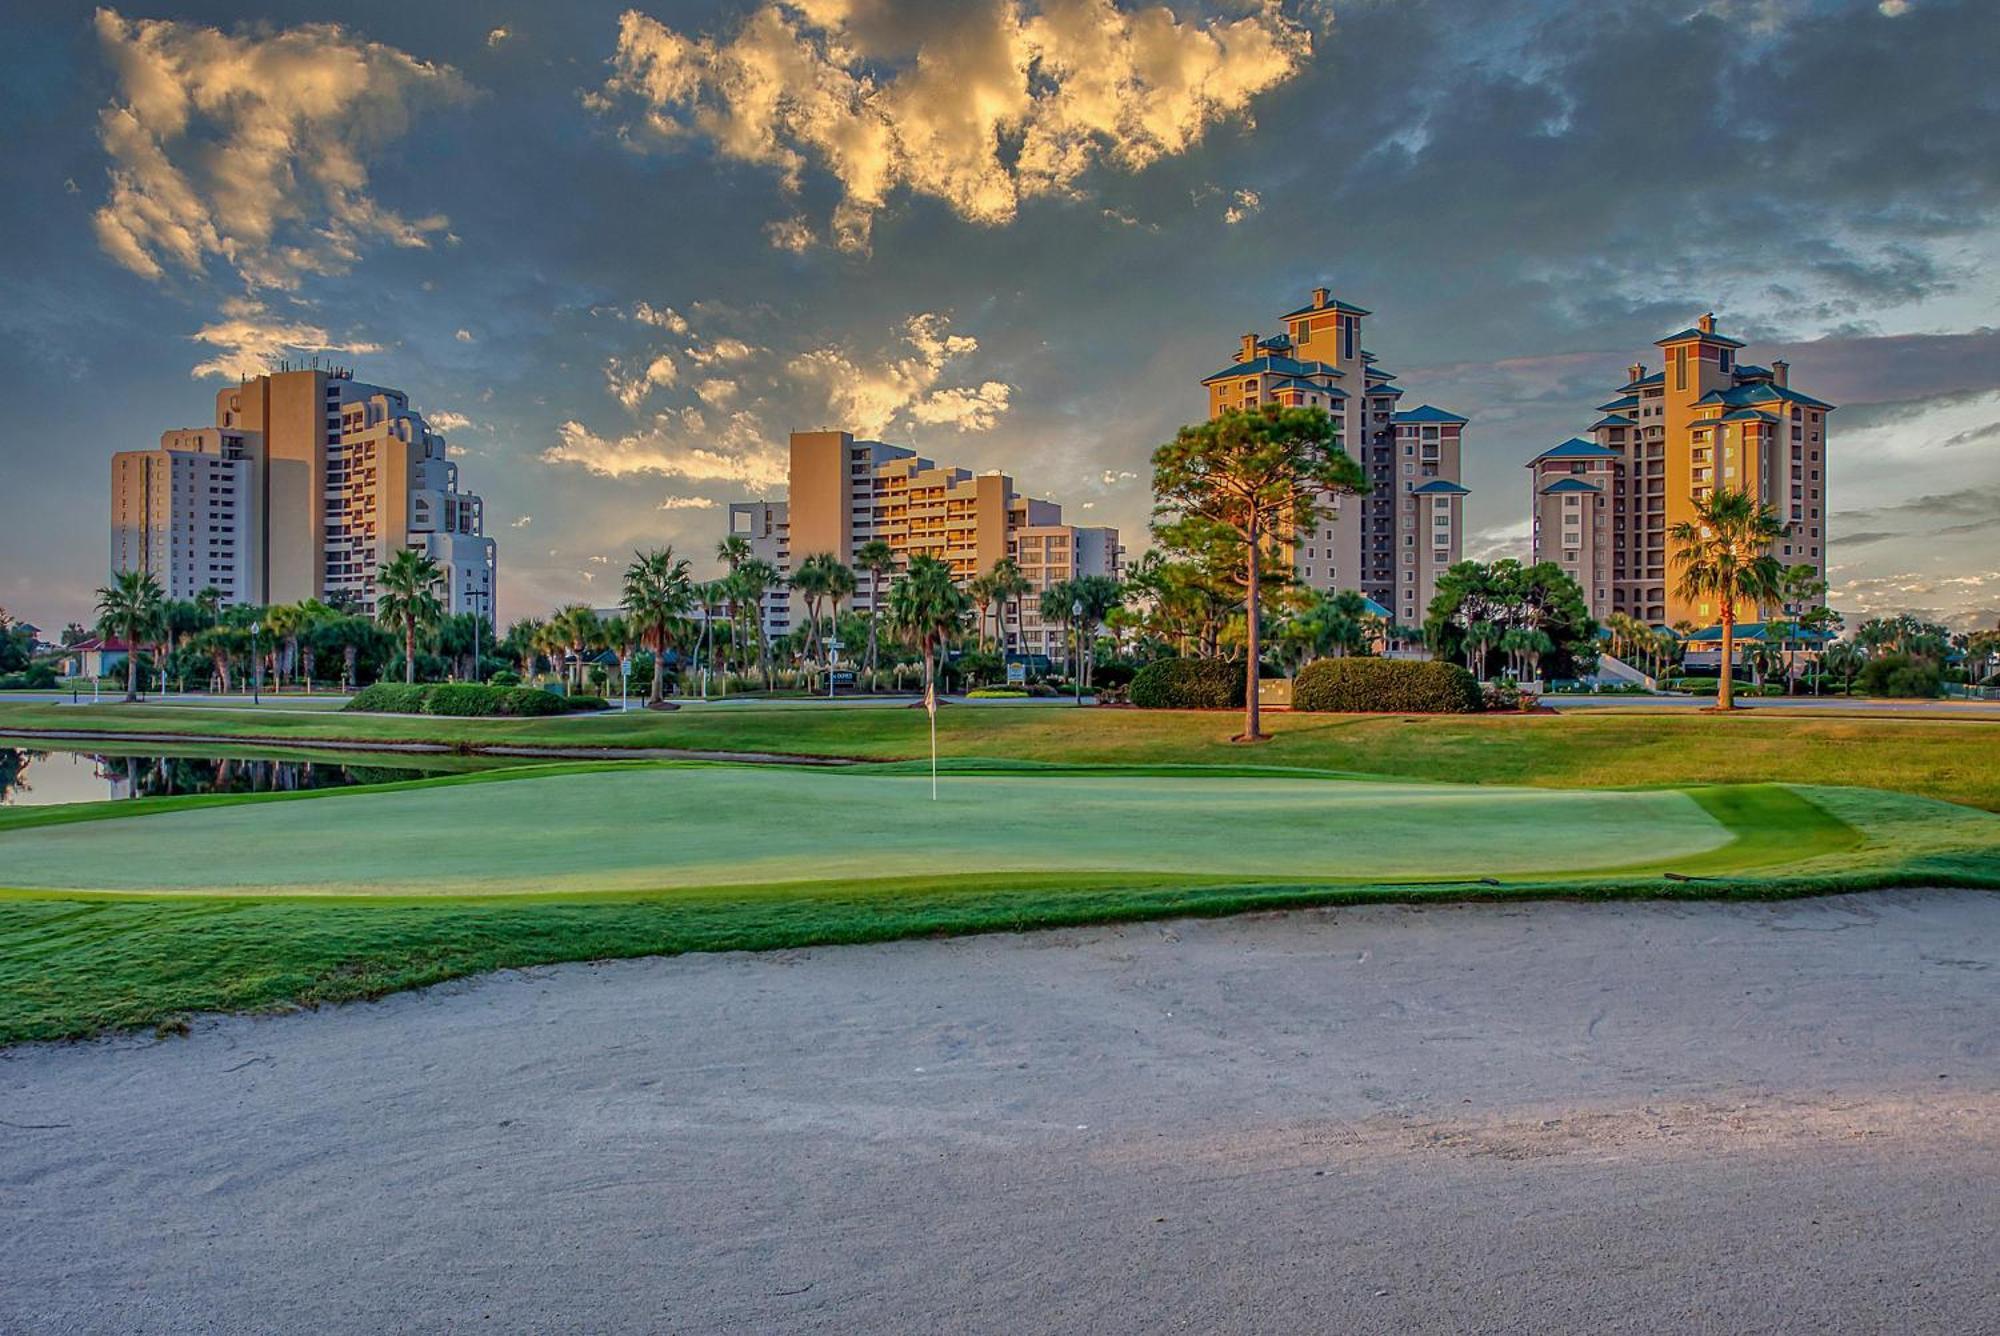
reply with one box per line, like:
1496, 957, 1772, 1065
0, 748, 434, 807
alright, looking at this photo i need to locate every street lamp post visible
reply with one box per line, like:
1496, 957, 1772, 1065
250, 621, 262, 705
1072, 597, 1084, 706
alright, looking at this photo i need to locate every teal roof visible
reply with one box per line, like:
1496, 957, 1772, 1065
1685, 622, 1834, 644
1360, 596, 1393, 619
1201, 355, 1344, 385
1282, 296, 1372, 319
1733, 364, 1773, 379
1597, 395, 1640, 411
1391, 405, 1468, 424
1532, 437, 1622, 461
1591, 415, 1635, 430
1367, 384, 1405, 397
1656, 325, 1747, 349
1718, 408, 1781, 423
1541, 477, 1601, 494
1622, 371, 1664, 390
1697, 382, 1836, 412
1412, 479, 1470, 495
1269, 376, 1347, 399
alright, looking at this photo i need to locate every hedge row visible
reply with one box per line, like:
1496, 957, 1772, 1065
1292, 658, 1480, 713
1130, 659, 1246, 709
345, 682, 570, 717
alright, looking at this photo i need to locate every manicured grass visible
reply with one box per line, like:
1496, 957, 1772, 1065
5, 698, 1999, 809
0, 765, 1746, 895
1, 757, 1995, 1043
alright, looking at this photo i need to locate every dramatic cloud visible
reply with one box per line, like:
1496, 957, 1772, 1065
187, 297, 381, 379
427, 410, 473, 431
543, 413, 788, 487
790, 313, 1010, 435
606, 351, 679, 409
91, 8, 469, 291
596, 0, 1311, 249
656, 494, 718, 510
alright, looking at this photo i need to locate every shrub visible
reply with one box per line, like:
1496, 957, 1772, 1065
564, 693, 611, 712
965, 687, 1028, 699
1857, 654, 1942, 699
488, 669, 522, 687
345, 683, 431, 714
1293, 658, 1480, 714
422, 683, 501, 716
1091, 662, 1137, 690
1130, 658, 1246, 710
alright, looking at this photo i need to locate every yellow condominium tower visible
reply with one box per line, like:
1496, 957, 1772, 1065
726, 430, 1120, 657
1529, 313, 1832, 627
1200, 288, 1471, 629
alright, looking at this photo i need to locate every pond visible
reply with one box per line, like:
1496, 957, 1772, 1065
0, 747, 453, 807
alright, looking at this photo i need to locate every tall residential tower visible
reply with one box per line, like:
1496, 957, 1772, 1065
111, 367, 497, 618
1200, 288, 1471, 629
1529, 314, 1831, 627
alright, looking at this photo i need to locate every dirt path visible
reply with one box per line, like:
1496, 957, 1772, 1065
3, 890, 1995, 1334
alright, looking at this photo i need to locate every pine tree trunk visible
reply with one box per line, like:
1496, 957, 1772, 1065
1242, 516, 1263, 741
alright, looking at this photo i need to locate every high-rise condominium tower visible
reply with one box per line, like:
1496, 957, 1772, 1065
1200, 288, 1471, 629
1528, 314, 1832, 627
111, 367, 497, 618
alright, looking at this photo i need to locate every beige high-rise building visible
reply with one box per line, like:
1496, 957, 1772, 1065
726, 430, 1120, 650
112, 367, 497, 618
1200, 288, 1471, 629
1530, 313, 1833, 627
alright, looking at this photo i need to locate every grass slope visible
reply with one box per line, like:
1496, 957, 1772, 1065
5, 699, 1997, 809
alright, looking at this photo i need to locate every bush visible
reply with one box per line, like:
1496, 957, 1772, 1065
965, 687, 1028, 699
1293, 658, 1480, 714
564, 693, 611, 712
345, 682, 569, 716
1130, 658, 1246, 710
1091, 662, 1137, 690
488, 669, 522, 687
1857, 654, 1943, 699
345, 682, 431, 713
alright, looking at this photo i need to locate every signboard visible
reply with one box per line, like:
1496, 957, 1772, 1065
1006, 661, 1028, 686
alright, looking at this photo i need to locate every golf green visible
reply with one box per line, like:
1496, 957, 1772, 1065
0, 764, 1745, 896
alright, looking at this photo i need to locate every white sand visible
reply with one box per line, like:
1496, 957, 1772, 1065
3, 889, 1996, 1334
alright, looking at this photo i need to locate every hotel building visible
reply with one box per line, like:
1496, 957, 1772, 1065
1201, 288, 1471, 629
726, 430, 1120, 657
1529, 314, 1832, 627
111, 367, 497, 617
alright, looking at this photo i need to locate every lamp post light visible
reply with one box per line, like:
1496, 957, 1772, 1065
250, 621, 262, 705
1071, 597, 1084, 706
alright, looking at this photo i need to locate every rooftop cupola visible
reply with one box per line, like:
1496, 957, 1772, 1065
1311, 286, 1330, 309
1697, 312, 1717, 335
1240, 333, 1258, 361
1772, 359, 1789, 387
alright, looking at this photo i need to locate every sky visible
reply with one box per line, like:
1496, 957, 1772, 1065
1, 0, 1995, 633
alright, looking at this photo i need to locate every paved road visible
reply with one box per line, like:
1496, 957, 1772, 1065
1542, 693, 2000, 715
4, 891, 1995, 1334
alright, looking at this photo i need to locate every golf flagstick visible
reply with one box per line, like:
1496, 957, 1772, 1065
925, 671, 938, 801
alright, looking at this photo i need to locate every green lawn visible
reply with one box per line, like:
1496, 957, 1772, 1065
2, 753, 1997, 1043
4, 698, 1998, 808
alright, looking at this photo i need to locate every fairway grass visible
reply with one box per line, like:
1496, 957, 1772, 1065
5, 697, 1999, 809
2, 758, 1997, 1044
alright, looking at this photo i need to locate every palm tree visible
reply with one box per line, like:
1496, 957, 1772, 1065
967, 571, 997, 651
1069, 574, 1124, 688
94, 568, 164, 702
790, 553, 837, 666
695, 580, 726, 681
987, 557, 1031, 656
624, 547, 696, 705
532, 619, 570, 686
823, 558, 856, 676
1669, 488, 1785, 711
374, 549, 445, 685
1039, 580, 1078, 679
716, 534, 752, 572
855, 539, 896, 679
731, 560, 780, 685
551, 603, 603, 691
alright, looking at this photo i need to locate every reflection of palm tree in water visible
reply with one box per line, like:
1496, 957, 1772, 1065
0, 748, 49, 804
